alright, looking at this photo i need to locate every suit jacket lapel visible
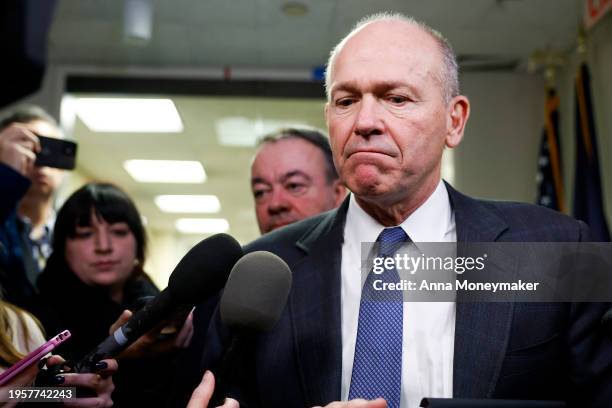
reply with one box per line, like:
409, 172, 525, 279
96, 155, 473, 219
290, 199, 348, 405
446, 183, 516, 398
288, 185, 516, 401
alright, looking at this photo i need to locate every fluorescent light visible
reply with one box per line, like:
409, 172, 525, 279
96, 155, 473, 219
215, 116, 312, 147
76, 98, 183, 132
175, 218, 229, 234
155, 195, 220, 213
124, 0, 153, 43
124, 160, 206, 183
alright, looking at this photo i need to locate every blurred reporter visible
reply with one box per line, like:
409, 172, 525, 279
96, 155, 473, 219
0, 106, 65, 311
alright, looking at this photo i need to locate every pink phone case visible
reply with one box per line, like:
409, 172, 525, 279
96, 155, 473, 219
0, 330, 71, 386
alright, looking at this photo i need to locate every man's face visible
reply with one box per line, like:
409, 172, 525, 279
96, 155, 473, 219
24, 120, 65, 198
325, 21, 463, 206
251, 138, 343, 234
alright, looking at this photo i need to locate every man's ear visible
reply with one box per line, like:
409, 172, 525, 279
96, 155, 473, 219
332, 179, 347, 207
445, 95, 470, 148
324, 102, 330, 129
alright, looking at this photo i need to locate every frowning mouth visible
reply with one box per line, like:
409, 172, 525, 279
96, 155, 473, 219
347, 150, 396, 161
345, 144, 398, 158
350, 150, 388, 155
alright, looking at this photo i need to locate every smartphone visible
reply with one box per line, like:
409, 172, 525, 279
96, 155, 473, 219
0, 330, 71, 386
35, 135, 78, 170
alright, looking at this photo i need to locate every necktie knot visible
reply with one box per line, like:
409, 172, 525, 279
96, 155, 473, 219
377, 227, 408, 257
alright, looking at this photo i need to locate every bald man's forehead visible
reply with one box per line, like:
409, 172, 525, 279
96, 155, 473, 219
328, 20, 442, 85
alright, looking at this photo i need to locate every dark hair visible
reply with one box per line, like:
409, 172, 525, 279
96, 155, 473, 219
258, 128, 338, 183
0, 105, 60, 132
51, 182, 147, 277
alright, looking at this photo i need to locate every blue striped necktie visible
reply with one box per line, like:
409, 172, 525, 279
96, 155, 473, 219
349, 226, 407, 408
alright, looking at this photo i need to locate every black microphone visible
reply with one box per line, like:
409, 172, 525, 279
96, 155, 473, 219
212, 250, 292, 403
75, 233, 243, 372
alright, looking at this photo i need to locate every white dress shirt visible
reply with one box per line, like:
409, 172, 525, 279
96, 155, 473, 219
340, 180, 457, 408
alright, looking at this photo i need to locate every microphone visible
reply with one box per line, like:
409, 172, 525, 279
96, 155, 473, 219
220, 251, 292, 332
212, 251, 292, 403
75, 233, 243, 372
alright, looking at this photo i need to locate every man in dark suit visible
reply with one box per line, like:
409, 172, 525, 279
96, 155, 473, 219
196, 12, 612, 408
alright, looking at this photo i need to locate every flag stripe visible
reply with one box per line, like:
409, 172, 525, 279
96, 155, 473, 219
544, 93, 565, 212
576, 67, 593, 159
573, 63, 610, 241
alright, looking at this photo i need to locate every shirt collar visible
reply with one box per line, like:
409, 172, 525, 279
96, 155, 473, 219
19, 210, 56, 241
345, 179, 454, 245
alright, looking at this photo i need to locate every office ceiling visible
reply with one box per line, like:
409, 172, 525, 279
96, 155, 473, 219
49, 0, 581, 68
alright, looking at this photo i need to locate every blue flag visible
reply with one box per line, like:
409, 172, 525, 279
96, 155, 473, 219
573, 63, 610, 241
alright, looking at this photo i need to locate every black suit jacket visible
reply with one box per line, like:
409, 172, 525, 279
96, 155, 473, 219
203, 184, 612, 407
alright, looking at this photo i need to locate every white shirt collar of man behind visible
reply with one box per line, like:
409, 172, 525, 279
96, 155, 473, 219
341, 179, 457, 408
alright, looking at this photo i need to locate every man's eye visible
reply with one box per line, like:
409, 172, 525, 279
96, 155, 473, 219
387, 95, 409, 105
286, 183, 306, 194
253, 190, 265, 199
335, 98, 355, 107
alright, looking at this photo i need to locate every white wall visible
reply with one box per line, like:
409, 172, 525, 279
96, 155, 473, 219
453, 72, 545, 202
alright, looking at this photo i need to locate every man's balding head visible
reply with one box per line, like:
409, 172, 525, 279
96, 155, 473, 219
325, 13, 459, 104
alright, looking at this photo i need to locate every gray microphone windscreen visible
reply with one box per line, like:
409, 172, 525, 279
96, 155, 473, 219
220, 251, 292, 332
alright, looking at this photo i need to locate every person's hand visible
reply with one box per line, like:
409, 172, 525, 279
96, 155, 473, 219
187, 370, 239, 408
46, 355, 116, 408
0, 356, 42, 408
108, 308, 194, 360
0, 123, 40, 175
312, 399, 387, 408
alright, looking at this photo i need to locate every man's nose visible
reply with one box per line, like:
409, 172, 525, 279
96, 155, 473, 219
267, 189, 290, 214
354, 95, 383, 138
95, 229, 113, 254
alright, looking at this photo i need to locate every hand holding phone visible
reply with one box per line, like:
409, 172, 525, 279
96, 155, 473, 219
35, 135, 77, 170
0, 330, 71, 386
0, 123, 40, 175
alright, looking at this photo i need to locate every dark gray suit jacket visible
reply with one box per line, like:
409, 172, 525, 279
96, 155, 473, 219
207, 184, 612, 407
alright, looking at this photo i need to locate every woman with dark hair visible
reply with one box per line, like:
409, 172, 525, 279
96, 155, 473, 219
36, 182, 172, 407
37, 182, 157, 355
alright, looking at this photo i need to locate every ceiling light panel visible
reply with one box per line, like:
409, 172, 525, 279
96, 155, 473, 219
124, 160, 206, 183
215, 117, 312, 147
76, 98, 183, 132
175, 218, 230, 234
155, 195, 220, 213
